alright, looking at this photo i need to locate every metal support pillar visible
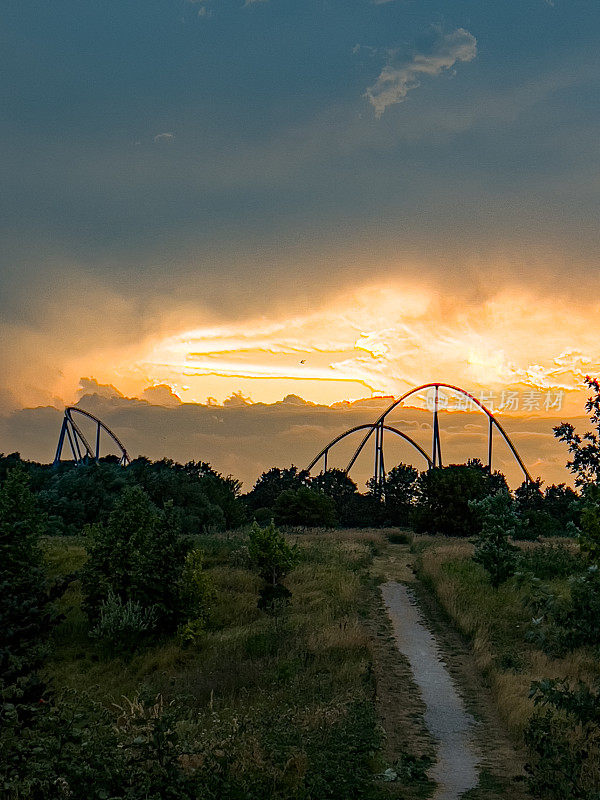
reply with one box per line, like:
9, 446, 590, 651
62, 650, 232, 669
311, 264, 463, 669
488, 414, 493, 471
432, 385, 442, 468
66, 425, 77, 461
373, 420, 386, 495
54, 417, 68, 465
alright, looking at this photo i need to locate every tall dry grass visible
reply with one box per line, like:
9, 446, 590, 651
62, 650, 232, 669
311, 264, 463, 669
417, 538, 599, 739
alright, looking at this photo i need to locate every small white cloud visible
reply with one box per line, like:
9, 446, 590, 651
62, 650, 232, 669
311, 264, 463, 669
353, 44, 378, 56
153, 132, 175, 143
365, 28, 477, 117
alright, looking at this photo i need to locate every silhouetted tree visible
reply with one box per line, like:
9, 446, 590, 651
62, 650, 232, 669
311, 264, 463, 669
554, 376, 600, 486
244, 466, 310, 515
412, 463, 493, 536
274, 486, 338, 528
311, 469, 364, 526
544, 483, 580, 528
381, 463, 419, 525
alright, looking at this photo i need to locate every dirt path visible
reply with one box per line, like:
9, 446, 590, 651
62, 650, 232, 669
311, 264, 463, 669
369, 540, 531, 800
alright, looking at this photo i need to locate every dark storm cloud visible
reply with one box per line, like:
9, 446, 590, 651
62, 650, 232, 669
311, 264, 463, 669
2, 0, 600, 412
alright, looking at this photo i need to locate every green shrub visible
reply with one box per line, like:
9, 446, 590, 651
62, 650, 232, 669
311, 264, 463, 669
471, 490, 519, 588
386, 531, 412, 545
81, 486, 188, 631
253, 506, 274, 524
523, 567, 600, 656
247, 521, 299, 586
177, 548, 216, 645
89, 589, 158, 652
0, 691, 203, 800
516, 543, 586, 580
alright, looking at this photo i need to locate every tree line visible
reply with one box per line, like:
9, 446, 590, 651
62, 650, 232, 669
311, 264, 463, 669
0, 450, 582, 539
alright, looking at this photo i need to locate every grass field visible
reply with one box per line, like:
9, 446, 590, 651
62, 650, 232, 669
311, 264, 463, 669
38, 528, 600, 799
40, 530, 420, 800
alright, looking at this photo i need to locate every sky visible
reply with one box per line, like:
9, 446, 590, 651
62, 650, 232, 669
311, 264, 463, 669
2, 0, 600, 485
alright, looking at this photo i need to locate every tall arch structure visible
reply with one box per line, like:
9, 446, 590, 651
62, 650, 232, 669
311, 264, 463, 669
54, 407, 130, 466
307, 382, 532, 489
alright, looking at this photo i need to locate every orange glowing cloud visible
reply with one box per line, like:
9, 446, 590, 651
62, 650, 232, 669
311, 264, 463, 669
10, 280, 599, 416
102, 283, 597, 414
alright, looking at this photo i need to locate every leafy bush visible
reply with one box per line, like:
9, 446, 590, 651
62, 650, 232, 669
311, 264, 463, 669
274, 486, 338, 528
177, 548, 216, 645
247, 521, 299, 586
81, 485, 189, 632
387, 531, 412, 544
523, 567, 600, 656
525, 679, 600, 800
471, 490, 519, 587
0, 467, 54, 702
90, 589, 158, 652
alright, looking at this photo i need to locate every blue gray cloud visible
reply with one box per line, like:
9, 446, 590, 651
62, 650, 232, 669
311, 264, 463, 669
365, 28, 477, 117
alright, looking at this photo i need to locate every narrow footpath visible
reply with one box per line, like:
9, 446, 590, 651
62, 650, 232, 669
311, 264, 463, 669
369, 540, 531, 800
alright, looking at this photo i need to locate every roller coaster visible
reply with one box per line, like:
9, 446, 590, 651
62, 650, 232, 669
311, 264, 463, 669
53, 383, 532, 484
307, 382, 532, 489
53, 407, 130, 466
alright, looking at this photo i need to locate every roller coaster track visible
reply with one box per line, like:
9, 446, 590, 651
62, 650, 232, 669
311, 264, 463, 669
53, 407, 130, 466
307, 382, 532, 489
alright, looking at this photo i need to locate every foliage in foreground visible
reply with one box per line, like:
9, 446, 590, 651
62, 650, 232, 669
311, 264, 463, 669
526, 679, 600, 800
522, 566, 600, 657
0, 468, 55, 704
